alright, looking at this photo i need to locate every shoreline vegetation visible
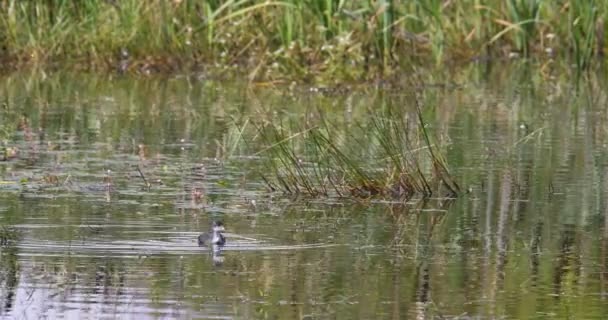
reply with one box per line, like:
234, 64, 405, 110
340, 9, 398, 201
0, 1, 606, 81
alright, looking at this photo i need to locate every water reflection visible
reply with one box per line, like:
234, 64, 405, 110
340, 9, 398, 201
0, 245, 18, 314
1, 66, 608, 318
210, 246, 225, 266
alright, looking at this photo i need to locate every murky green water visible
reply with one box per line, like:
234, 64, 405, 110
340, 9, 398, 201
1, 66, 608, 319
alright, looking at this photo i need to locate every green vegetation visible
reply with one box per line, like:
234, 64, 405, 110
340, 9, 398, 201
0, 70, 459, 200
255, 97, 459, 199
0, 1, 606, 80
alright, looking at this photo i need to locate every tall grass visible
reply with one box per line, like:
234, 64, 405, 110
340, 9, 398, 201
0, 1, 605, 77
505, 0, 541, 56
568, 2, 600, 70
255, 96, 459, 200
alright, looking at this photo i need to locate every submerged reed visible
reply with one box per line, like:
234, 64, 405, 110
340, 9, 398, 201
0, 1, 605, 77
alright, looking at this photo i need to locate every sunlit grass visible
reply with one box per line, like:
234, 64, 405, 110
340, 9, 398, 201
0, 1, 604, 78
254, 96, 460, 200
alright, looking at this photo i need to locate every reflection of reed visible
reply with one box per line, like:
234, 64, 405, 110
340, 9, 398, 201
529, 221, 543, 287
390, 199, 449, 252
495, 170, 512, 290
0, 245, 19, 314
94, 261, 127, 296
404, 200, 449, 319
552, 224, 577, 299
391, 259, 402, 320
603, 168, 608, 298
414, 262, 430, 320
173, 162, 209, 213
481, 168, 495, 312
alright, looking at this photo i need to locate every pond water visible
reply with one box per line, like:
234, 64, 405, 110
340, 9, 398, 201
1, 66, 608, 319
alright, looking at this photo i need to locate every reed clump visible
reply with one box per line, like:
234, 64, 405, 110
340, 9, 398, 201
0, 1, 605, 79
255, 99, 459, 200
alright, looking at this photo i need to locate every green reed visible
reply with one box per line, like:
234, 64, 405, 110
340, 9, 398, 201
506, 0, 541, 56
255, 97, 459, 200
0, 1, 605, 77
568, 2, 600, 70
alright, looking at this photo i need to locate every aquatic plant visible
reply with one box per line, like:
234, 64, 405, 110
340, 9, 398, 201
255, 95, 459, 199
568, 1, 601, 70
505, 0, 542, 56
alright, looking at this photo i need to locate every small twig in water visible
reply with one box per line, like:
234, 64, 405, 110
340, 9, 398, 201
136, 166, 151, 190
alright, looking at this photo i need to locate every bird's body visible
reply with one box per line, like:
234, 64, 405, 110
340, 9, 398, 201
198, 221, 226, 246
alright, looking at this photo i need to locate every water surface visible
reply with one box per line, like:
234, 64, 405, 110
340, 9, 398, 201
1, 67, 608, 319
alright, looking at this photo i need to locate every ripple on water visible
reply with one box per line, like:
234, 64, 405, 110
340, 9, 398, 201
14, 229, 338, 257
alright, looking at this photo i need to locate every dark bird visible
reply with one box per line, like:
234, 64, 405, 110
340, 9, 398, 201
198, 221, 226, 246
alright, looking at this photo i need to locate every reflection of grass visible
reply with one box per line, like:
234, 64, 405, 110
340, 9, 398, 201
256, 100, 459, 200
0, 226, 21, 246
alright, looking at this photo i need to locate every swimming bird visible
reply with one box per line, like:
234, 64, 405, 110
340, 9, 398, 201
198, 221, 226, 246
